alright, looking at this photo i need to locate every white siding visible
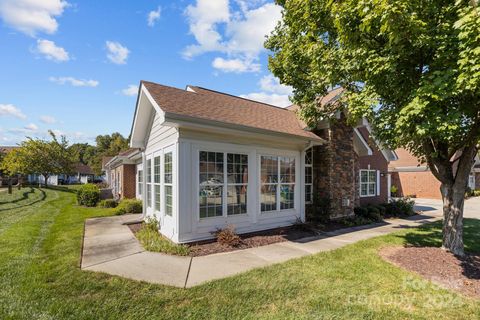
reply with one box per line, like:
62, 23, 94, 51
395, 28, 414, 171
145, 112, 178, 154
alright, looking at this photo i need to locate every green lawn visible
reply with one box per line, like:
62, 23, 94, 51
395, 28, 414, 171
0, 187, 479, 319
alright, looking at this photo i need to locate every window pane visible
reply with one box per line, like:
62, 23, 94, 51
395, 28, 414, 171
280, 184, 295, 210
305, 166, 312, 184
165, 185, 173, 216
155, 185, 161, 211
227, 185, 247, 215
261, 156, 278, 183
368, 183, 376, 195
199, 186, 223, 218
146, 159, 152, 183
280, 157, 295, 183
360, 183, 368, 196
227, 153, 248, 184
369, 171, 376, 182
154, 156, 161, 183
164, 152, 173, 184
305, 148, 313, 165
261, 184, 277, 212
147, 184, 152, 207
199, 151, 223, 183
360, 171, 368, 183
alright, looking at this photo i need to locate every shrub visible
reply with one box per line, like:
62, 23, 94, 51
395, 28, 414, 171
474, 190, 480, 197
385, 198, 415, 217
114, 199, 143, 215
354, 206, 368, 217
99, 199, 118, 208
136, 217, 190, 256
213, 225, 243, 247
77, 184, 100, 207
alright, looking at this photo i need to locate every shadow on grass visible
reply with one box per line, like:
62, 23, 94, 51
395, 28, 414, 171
0, 188, 47, 212
46, 185, 77, 194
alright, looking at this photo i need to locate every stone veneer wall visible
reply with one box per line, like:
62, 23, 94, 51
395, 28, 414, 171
311, 115, 357, 220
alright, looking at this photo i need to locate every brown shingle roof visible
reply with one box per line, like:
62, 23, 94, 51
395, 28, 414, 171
74, 163, 94, 175
141, 81, 321, 141
118, 148, 140, 157
286, 87, 344, 113
0, 146, 18, 154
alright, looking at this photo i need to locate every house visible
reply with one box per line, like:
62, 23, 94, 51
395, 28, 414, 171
389, 148, 478, 199
128, 81, 397, 243
27, 163, 97, 186
103, 149, 142, 199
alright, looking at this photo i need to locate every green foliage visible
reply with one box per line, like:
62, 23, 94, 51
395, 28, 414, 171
77, 184, 100, 207
266, 0, 480, 185
99, 199, 118, 208
68, 143, 96, 165
136, 217, 190, 256
90, 133, 130, 175
0, 131, 74, 184
390, 185, 398, 195
113, 199, 143, 215
384, 198, 416, 217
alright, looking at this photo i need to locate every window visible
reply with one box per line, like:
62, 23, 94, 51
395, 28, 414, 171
227, 153, 248, 215
154, 156, 161, 212
305, 148, 313, 204
146, 159, 152, 208
164, 152, 173, 216
261, 156, 296, 212
137, 169, 143, 196
199, 151, 248, 218
360, 170, 377, 197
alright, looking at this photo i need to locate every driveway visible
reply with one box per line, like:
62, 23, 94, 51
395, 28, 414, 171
414, 197, 480, 219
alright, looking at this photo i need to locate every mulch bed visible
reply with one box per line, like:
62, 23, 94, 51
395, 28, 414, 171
128, 222, 320, 257
380, 246, 480, 298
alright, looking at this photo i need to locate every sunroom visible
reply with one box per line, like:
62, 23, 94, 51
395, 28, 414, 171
129, 81, 325, 243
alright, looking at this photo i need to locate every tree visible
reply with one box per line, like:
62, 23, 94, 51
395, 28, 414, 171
69, 143, 96, 165
89, 132, 129, 175
266, 0, 480, 256
1, 131, 75, 187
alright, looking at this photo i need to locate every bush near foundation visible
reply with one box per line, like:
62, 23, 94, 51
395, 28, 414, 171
114, 199, 143, 215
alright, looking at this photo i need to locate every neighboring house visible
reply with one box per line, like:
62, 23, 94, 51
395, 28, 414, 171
389, 148, 479, 199
103, 149, 142, 200
128, 81, 397, 243
27, 163, 97, 186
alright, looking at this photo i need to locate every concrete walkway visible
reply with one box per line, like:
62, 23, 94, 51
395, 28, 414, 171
81, 208, 443, 288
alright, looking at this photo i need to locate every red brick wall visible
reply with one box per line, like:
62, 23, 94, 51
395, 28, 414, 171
122, 164, 136, 199
391, 171, 442, 199
357, 127, 389, 206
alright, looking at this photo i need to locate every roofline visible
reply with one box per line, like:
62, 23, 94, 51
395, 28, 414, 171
128, 81, 143, 147
163, 111, 326, 144
188, 85, 293, 111
353, 128, 373, 156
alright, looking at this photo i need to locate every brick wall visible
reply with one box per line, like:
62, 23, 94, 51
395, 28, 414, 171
391, 171, 442, 199
122, 164, 137, 199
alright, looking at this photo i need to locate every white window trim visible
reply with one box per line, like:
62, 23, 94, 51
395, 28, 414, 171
260, 155, 296, 213
305, 148, 313, 204
153, 153, 162, 214
197, 150, 249, 220
164, 150, 173, 216
146, 157, 153, 209
359, 169, 378, 198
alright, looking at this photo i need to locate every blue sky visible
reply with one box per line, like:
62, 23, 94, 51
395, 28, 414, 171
0, 0, 292, 146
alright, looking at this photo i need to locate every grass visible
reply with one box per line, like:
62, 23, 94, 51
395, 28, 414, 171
135, 220, 190, 256
0, 187, 479, 319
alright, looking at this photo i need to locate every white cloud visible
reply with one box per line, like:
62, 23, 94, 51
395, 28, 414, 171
259, 74, 292, 95
183, 0, 230, 59
36, 39, 69, 62
121, 84, 139, 97
240, 92, 291, 108
212, 57, 259, 73
0, 104, 26, 119
106, 41, 129, 65
240, 74, 292, 107
183, 1, 282, 72
147, 6, 161, 27
24, 123, 38, 131
40, 115, 56, 124
49, 76, 99, 87
0, 0, 68, 36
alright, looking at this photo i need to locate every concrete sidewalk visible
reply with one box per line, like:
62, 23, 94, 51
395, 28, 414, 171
81, 211, 442, 288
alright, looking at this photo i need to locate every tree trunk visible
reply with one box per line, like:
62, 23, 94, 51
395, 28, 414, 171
440, 183, 465, 257
42, 174, 49, 188
7, 176, 12, 194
